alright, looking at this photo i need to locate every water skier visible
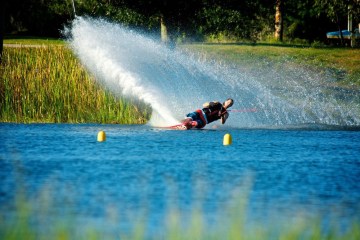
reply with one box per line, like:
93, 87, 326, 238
182, 98, 234, 129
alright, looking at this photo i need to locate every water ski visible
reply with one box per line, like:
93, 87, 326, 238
167, 123, 192, 130
167, 118, 194, 130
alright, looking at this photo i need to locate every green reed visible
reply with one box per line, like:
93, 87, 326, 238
0, 45, 150, 123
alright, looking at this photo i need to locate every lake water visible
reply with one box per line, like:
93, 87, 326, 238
1, 123, 360, 236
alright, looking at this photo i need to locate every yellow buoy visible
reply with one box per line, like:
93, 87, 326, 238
97, 131, 106, 142
223, 133, 232, 146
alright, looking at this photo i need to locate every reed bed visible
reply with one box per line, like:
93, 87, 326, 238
0, 45, 150, 123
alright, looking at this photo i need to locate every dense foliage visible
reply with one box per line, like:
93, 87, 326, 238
3, 0, 360, 43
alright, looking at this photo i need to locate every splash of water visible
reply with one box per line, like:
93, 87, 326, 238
66, 17, 360, 128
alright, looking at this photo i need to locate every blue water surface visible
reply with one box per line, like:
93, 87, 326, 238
1, 123, 360, 234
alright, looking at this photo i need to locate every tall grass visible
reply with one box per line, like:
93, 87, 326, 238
0, 45, 150, 123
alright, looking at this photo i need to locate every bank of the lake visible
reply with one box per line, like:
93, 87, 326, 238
1, 45, 150, 123
182, 43, 360, 88
1, 40, 359, 123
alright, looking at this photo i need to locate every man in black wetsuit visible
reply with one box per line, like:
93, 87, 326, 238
183, 98, 234, 129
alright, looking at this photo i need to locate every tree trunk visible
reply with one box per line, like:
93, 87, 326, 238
160, 15, 168, 43
274, 0, 283, 41
336, 13, 344, 46
348, 4, 355, 47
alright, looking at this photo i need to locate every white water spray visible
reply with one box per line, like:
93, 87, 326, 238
67, 17, 360, 128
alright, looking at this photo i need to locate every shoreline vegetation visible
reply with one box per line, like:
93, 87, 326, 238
181, 43, 360, 89
1, 43, 150, 124
1, 39, 360, 124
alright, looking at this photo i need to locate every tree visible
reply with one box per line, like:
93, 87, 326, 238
274, 0, 283, 41
283, 0, 330, 43
194, 0, 274, 42
4, 0, 357, 44
160, 15, 168, 43
4, 0, 74, 37
314, 0, 360, 46
120, 0, 202, 43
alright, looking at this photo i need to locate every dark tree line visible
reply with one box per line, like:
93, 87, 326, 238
2, 0, 360, 43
